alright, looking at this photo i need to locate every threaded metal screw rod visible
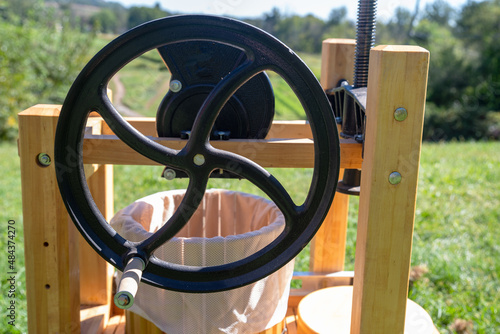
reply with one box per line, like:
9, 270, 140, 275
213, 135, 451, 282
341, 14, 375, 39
354, 0, 377, 88
336, 0, 377, 196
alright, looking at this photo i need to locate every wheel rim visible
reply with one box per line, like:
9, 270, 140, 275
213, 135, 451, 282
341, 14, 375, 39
55, 15, 340, 292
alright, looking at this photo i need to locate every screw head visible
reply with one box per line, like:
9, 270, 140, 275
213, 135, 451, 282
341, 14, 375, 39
169, 80, 182, 93
394, 107, 408, 122
37, 153, 51, 166
162, 168, 176, 180
389, 171, 402, 185
115, 293, 130, 307
193, 154, 205, 166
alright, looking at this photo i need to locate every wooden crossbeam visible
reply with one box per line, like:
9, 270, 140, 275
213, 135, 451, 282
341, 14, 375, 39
82, 134, 362, 169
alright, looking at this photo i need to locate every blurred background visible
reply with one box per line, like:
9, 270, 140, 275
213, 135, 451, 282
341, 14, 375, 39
0, 1, 498, 333
1, 0, 500, 141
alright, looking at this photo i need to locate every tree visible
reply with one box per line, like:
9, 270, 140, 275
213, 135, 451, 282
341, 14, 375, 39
90, 8, 118, 33
456, 1, 500, 114
323, 6, 355, 41
417, 0, 500, 140
327, 6, 348, 26
385, 7, 413, 44
274, 14, 326, 53
4, 0, 43, 21
424, 0, 456, 26
262, 7, 281, 35
127, 5, 169, 29
0, 2, 96, 141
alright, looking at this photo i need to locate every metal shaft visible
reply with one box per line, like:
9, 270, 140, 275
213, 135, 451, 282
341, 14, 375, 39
354, 0, 377, 88
337, 0, 377, 196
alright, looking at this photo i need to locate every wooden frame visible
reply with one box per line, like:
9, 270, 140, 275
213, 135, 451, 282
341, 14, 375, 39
18, 40, 430, 333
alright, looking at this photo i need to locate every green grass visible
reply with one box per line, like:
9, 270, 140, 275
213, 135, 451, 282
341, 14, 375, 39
3, 44, 499, 332
0, 143, 27, 334
112, 50, 171, 116
410, 142, 500, 333
1, 139, 499, 333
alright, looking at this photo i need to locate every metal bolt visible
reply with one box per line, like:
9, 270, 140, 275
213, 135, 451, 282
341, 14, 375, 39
115, 293, 130, 307
169, 80, 182, 93
193, 154, 205, 166
389, 171, 402, 185
37, 153, 51, 166
394, 107, 408, 122
162, 168, 176, 180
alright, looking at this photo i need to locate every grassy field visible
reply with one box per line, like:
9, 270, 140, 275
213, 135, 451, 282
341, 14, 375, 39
2, 141, 498, 333
409, 142, 499, 333
2, 45, 499, 333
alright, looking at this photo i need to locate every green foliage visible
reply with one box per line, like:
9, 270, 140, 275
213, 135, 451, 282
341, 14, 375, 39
327, 6, 348, 26
127, 4, 169, 29
383, 7, 414, 44
456, 0, 500, 113
322, 20, 355, 41
3, 0, 500, 142
2, 0, 45, 23
0, 23, 33, 140
403, 0, 500, 141
248, 1, 500, 140
414, 19, 467, 107
0, 19, 95, 141
273, 15, 325, 53
30, 26, 95, 103
90, 8, 119, 33
423, 0, 456, 26
423, 103, 493, 141
246, 6, 354, 53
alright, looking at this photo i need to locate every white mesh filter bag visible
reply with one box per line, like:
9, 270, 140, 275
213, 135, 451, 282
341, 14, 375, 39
111, 189, 294, 334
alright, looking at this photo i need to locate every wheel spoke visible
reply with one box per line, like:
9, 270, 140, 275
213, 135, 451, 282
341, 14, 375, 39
188, 61, 263, 144
96, 92, 184, 168
211, 149, 300, 223
139, 172, 209, 255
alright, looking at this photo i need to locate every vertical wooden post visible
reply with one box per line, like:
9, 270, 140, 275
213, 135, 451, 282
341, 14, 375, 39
81, 110, 115, 313
80, 163, 114, 307
309, 39, 355, 274
320, 39, 355, 90
18, 105, 80, 333
351, 46, 430, 333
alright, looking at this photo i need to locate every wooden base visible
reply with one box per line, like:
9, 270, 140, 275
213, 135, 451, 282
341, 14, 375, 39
296, 286, 438, 334
80, 304, 295, 334
125, 311, 286, 334
80, 294, 438, 334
